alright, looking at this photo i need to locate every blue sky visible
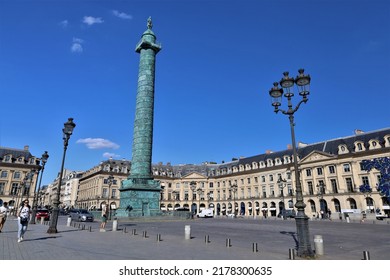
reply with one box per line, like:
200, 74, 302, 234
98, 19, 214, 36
0, 0, 389, 186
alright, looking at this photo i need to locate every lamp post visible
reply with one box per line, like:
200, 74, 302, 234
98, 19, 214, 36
106, 175, 114, 220
278, 177, 287, 219
19, 170, 35, 209
268, 69, 313, 257
197, 187, 203, 214
30, 151, 49, 224
47, 118, 76, 234
316, 182, 326, 218
230, 184, 238, 216
190, 181, 196, 216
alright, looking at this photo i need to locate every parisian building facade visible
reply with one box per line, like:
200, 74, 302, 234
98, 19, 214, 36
2, 128, 390, 220
73, 128, 390, 219
0, 146, 41, 211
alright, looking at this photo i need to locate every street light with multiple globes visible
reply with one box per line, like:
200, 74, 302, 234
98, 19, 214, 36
47, 118, 76, 234
268, 69, 314, 257
30, 151, 49, 224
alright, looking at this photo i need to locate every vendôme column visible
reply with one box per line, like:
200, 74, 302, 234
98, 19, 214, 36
117, 17, 162, 218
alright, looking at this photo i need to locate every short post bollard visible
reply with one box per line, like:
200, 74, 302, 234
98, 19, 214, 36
226, 238, 231, 247
185, 225, 191, 240
112, 218, 118, 232
252, 243, 258, 253
314, 235, 324, 255
363, 251, 370, 260
132, 229, 137, 235
143, 231, 147, 238
205, 235, 210, 244
66, 216, 71, 227
41, 216, 44, 224
289, 248, 295, 260
157, 234, 161, 242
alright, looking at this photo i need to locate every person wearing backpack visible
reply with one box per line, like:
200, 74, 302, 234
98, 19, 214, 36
17, 200, 31, 242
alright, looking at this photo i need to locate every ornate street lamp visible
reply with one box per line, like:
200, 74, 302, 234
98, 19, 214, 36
230, 184, 238, 216
190, 181, 196, 216
106, 175, 114, 220
268, 69, 314, 257
196, 187, 203, 213
278, 177, 287, 219
47, 118, 76, 234
30, 151, 49, 224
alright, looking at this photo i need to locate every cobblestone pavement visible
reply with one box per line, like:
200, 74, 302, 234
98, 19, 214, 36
1, 215, 390, 260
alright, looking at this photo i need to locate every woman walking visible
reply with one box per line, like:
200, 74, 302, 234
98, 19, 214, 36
17, 200, 31, 242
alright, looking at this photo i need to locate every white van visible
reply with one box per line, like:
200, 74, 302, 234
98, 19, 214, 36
197, 208, 214, 218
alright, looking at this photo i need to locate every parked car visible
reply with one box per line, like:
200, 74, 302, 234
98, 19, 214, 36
36, 209, 50, 221
69, 209, 94, 222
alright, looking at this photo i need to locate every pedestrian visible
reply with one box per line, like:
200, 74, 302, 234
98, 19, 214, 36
0, 202, 9, 232
100, 204, 108, 229
17, 200, 31, 242
327, 209, 332, 220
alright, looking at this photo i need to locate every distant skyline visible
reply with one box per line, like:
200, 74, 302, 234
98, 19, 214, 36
1, 0, 389, 185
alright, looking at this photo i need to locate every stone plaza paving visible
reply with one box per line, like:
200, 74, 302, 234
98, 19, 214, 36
1, 215, 390, 260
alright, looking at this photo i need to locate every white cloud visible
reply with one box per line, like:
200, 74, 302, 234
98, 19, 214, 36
77, 138, 120, 149
59, 20, 68, 28
83, 16, 104, 25
103, 152, 121, 159
112, 10, 132, 20
71, 37, 84, 53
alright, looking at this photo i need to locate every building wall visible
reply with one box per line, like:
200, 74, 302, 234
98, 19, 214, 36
0, 146, 41, 211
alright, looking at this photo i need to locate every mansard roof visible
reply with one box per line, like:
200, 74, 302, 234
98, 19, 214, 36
0, 146, 33, 161
237, 127, 390, 165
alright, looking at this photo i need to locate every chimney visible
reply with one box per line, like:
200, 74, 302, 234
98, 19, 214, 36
354, 129, 364, 135
266, 150, 273, 154
287, 144, 293, 150
24, 145, 29, 151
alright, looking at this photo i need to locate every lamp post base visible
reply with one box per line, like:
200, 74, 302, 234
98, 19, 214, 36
295, 214, 314, 257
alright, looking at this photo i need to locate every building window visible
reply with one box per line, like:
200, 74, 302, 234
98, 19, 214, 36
328, 165, 335, 174
247, 178, 251, 184
269, 175, 273, 182
254, 177, 258, 183
262, 186, 266, 198
102, 188, 108, 198
111, 189, 117, 198
317, 168, 323, 176
346, 178, 354, 192
209, 182, 213, 188
330, 179, 338, 193
0, 182, 5, 195
308, 181, 314, 195
362, 176, 370, 186
343, 164, 351, 173
11, 183, 19, 195
261, 176, 265, 183
306, 169, 312, 177
1, 171, 8, 178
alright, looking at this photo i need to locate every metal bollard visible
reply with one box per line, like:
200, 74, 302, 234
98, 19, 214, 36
123, 227, 127, 233
66, 216, 71, 227
41, 216, 44, 224
112, 218, 118, 232
289, 248, 295, 260
252, 243, 258, 252
363, 251, 370, 260
226, 238, 231, 247
157, 234, 161, 242
185, 225, 191, 240
132, 229, 137, 235
205, 235, 210, 243
346, 216, 350, 223
314, 235, 324, 255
